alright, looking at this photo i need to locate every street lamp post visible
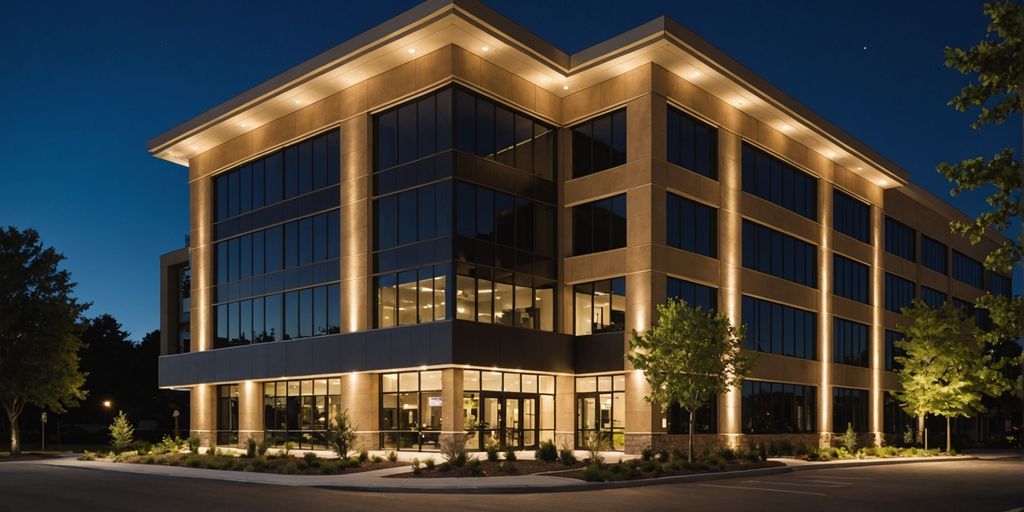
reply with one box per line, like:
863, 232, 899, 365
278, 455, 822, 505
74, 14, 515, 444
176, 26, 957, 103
172, 409, 180, 438
40, 412, 47, 452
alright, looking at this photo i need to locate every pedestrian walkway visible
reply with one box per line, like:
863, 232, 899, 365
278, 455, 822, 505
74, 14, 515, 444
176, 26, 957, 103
34, 452, 975, 494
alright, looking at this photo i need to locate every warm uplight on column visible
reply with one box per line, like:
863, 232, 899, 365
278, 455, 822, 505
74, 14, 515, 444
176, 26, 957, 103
870, 202, 884, 444
719, 132, 742, 442
818, 182, 832, 441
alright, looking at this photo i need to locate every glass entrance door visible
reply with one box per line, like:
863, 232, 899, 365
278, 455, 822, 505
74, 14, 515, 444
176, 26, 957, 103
576, 395, 598, 447
479, 394, 538, 450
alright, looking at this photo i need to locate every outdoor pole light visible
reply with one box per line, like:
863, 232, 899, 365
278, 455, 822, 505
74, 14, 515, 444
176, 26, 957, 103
40, 412, 47, 452
102, 400, 112, 409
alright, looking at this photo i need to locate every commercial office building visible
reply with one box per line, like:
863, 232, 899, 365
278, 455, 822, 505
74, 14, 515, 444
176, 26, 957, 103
153, 0, 1012, 453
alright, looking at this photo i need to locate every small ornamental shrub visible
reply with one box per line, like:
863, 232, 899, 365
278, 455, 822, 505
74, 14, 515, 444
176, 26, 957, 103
282, 441, 297, 457
186, 436, 201, 454
467, 458, 483, 476
485, 442, 500, 462
641, 460, 658, 473
717, 447, 736, 461
581, 463, 607, 482
324, 410, 358, 459
246, 437, 257, 458
641, 447, 654, 461
558, 445, 577, 466
386, 450, 398, 462
319, 461, 337, 474
535, 440, 557, 462
657, 450, 670, 463
303, 452, 318, 466
79, 450, 96, 461
841, 423, 859, 453
504, 448, 517, 462
370, 455, 383, 463
358, 450, 369, 463
108, 411, 135, 454
281, 461, 299, 474
438, 462, 452, 472
257, 438, 270, 457
499, 460, 516, 474
441, 437, 468, 467
411, 458, 422, 475
424, 458, 435, 470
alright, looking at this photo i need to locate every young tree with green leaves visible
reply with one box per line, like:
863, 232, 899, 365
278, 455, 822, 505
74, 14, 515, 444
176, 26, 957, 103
0, 227, 88, 455
628, 298, 754, 462
894, 300, 1012, 452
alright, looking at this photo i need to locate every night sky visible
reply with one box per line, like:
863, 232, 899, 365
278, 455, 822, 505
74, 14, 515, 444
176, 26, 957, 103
1, 0, 1019, 339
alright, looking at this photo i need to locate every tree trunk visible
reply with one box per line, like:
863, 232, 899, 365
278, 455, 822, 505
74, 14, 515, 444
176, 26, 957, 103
688, 409, 695, 463
6, 409, 20, 456
946, 417, 951, 453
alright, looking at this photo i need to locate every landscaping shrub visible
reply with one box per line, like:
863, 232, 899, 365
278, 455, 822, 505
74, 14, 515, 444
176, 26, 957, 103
424, 458, 435, 470
281, 461, 299, 474
716, 447, 736, 461
132, 440, 153, 454
441, 437, 467, 467
535, 440, 557, 462
257, 438, 270, 457
558, 445, 577, 465
108, 411, 135, 454
303, 452, 318, 466
186, 436, 201, 454
640, 460, 658, 473
319, 461, 337, 474
348, 456, 361, 467
324, 409, 358, 459
386, 450, 398, 462
581, 463, 605, 482
438, 462, 452, 472
370, 455, 383, 463
246, 437, 257, 458
641, 447, 654, 461
841, 423, 858, 453
499, 460, 516, 474
411, 458, 422, 475
775, 440, 794, 456
467, 458, 483, 476
358, 450, 369, 463
282, 441, 297, 457
583, 431, 610, 465
485, 441, 500, 462
504, 448, 517, 462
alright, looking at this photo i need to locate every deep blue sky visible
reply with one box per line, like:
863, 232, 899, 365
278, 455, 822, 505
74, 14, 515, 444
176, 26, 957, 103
1, 0, 1019, 339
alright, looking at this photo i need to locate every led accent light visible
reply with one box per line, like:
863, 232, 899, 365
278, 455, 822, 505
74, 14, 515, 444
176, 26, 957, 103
481, 46, 490, 52
407, 48, 416, 54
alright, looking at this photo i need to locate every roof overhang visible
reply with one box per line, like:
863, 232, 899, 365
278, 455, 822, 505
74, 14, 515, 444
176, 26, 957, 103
147, 0, 907, 188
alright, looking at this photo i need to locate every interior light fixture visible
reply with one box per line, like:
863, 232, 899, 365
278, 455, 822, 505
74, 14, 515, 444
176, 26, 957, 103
562, 85, 569, 90
481, 46, 490, 52
407, 48, 416, 54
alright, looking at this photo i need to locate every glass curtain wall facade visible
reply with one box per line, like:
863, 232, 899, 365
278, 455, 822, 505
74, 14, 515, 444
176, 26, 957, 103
372, 85, 558, 332
462, 370, 555, 451
380, 371, 444, 451
263, 378, 342, 448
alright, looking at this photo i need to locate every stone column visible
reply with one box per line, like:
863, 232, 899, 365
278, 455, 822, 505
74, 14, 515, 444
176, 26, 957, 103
818, 179, 834, 448
238, 380, 264, 446
190, 383, 217, 448
870, 199, 885, 446
340, 113, 371, 333
440, 368, 465, 449
555, 375, 575, 450
187, 165, 216, 446
342, 372, 379, 451
717, 129, 744, 450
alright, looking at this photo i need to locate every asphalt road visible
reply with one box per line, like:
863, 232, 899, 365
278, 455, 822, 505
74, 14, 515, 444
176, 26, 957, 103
2, 458, 1021, 512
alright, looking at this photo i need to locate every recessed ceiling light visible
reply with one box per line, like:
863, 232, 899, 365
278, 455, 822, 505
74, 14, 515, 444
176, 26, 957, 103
292, 99, 303, 105
239, 123, 248, 128
735, 100, 744, 106
481, 46, 490, 52
407, 48, 416, 54
856, 166, 863, 171
563, 85, 569, 90
825, 150, 836, 158
691, 70, 702, 78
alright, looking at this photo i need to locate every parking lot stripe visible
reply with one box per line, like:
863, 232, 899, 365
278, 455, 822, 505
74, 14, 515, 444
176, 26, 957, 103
696, 483, 827, 496
742, 480, 847, 488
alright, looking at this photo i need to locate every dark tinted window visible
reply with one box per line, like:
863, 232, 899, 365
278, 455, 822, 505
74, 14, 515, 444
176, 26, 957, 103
952, 250, 984, 288
921, 236, 947, 274
833, 317, 868, 367
573, 194, 627, 255
742, 381, 816, 434
920, 286, 947, 308
666, 193, 717, 258
741, 142, 817, 219
742, 296, 817, 360
667, 278, 717, 312
666, 106, 717, 179
885, 216, 915, 261
988, 271, 1012, 297
833, 254, 869, 304
833, 387, 868, 432
884, 330, 904, 371
742, 220, 817, 287
833, 189, 870, 243
885, 273, 915, 312
572, 109, 627, 178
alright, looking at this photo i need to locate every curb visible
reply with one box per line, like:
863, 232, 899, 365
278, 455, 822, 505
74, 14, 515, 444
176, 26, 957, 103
786, 455, 976, 472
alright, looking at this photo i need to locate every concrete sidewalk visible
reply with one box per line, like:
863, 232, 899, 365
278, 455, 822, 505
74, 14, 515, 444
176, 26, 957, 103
35, 453, 977, 494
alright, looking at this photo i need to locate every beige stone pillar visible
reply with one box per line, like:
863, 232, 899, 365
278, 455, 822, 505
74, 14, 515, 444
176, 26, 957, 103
555, 375, 575, 449
440, 368, 465, 448
717, 129, 743, 449
818, 179, 834, 448
342, 372, 379, 451
340, 113, 371, 332
870, 199, 885, 446
238, 380, 264, 446
190, 383, 217, 448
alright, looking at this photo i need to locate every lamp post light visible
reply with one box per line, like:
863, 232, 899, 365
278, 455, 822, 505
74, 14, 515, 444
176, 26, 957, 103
172, 409, 180, 439
40, 412, 47, 452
